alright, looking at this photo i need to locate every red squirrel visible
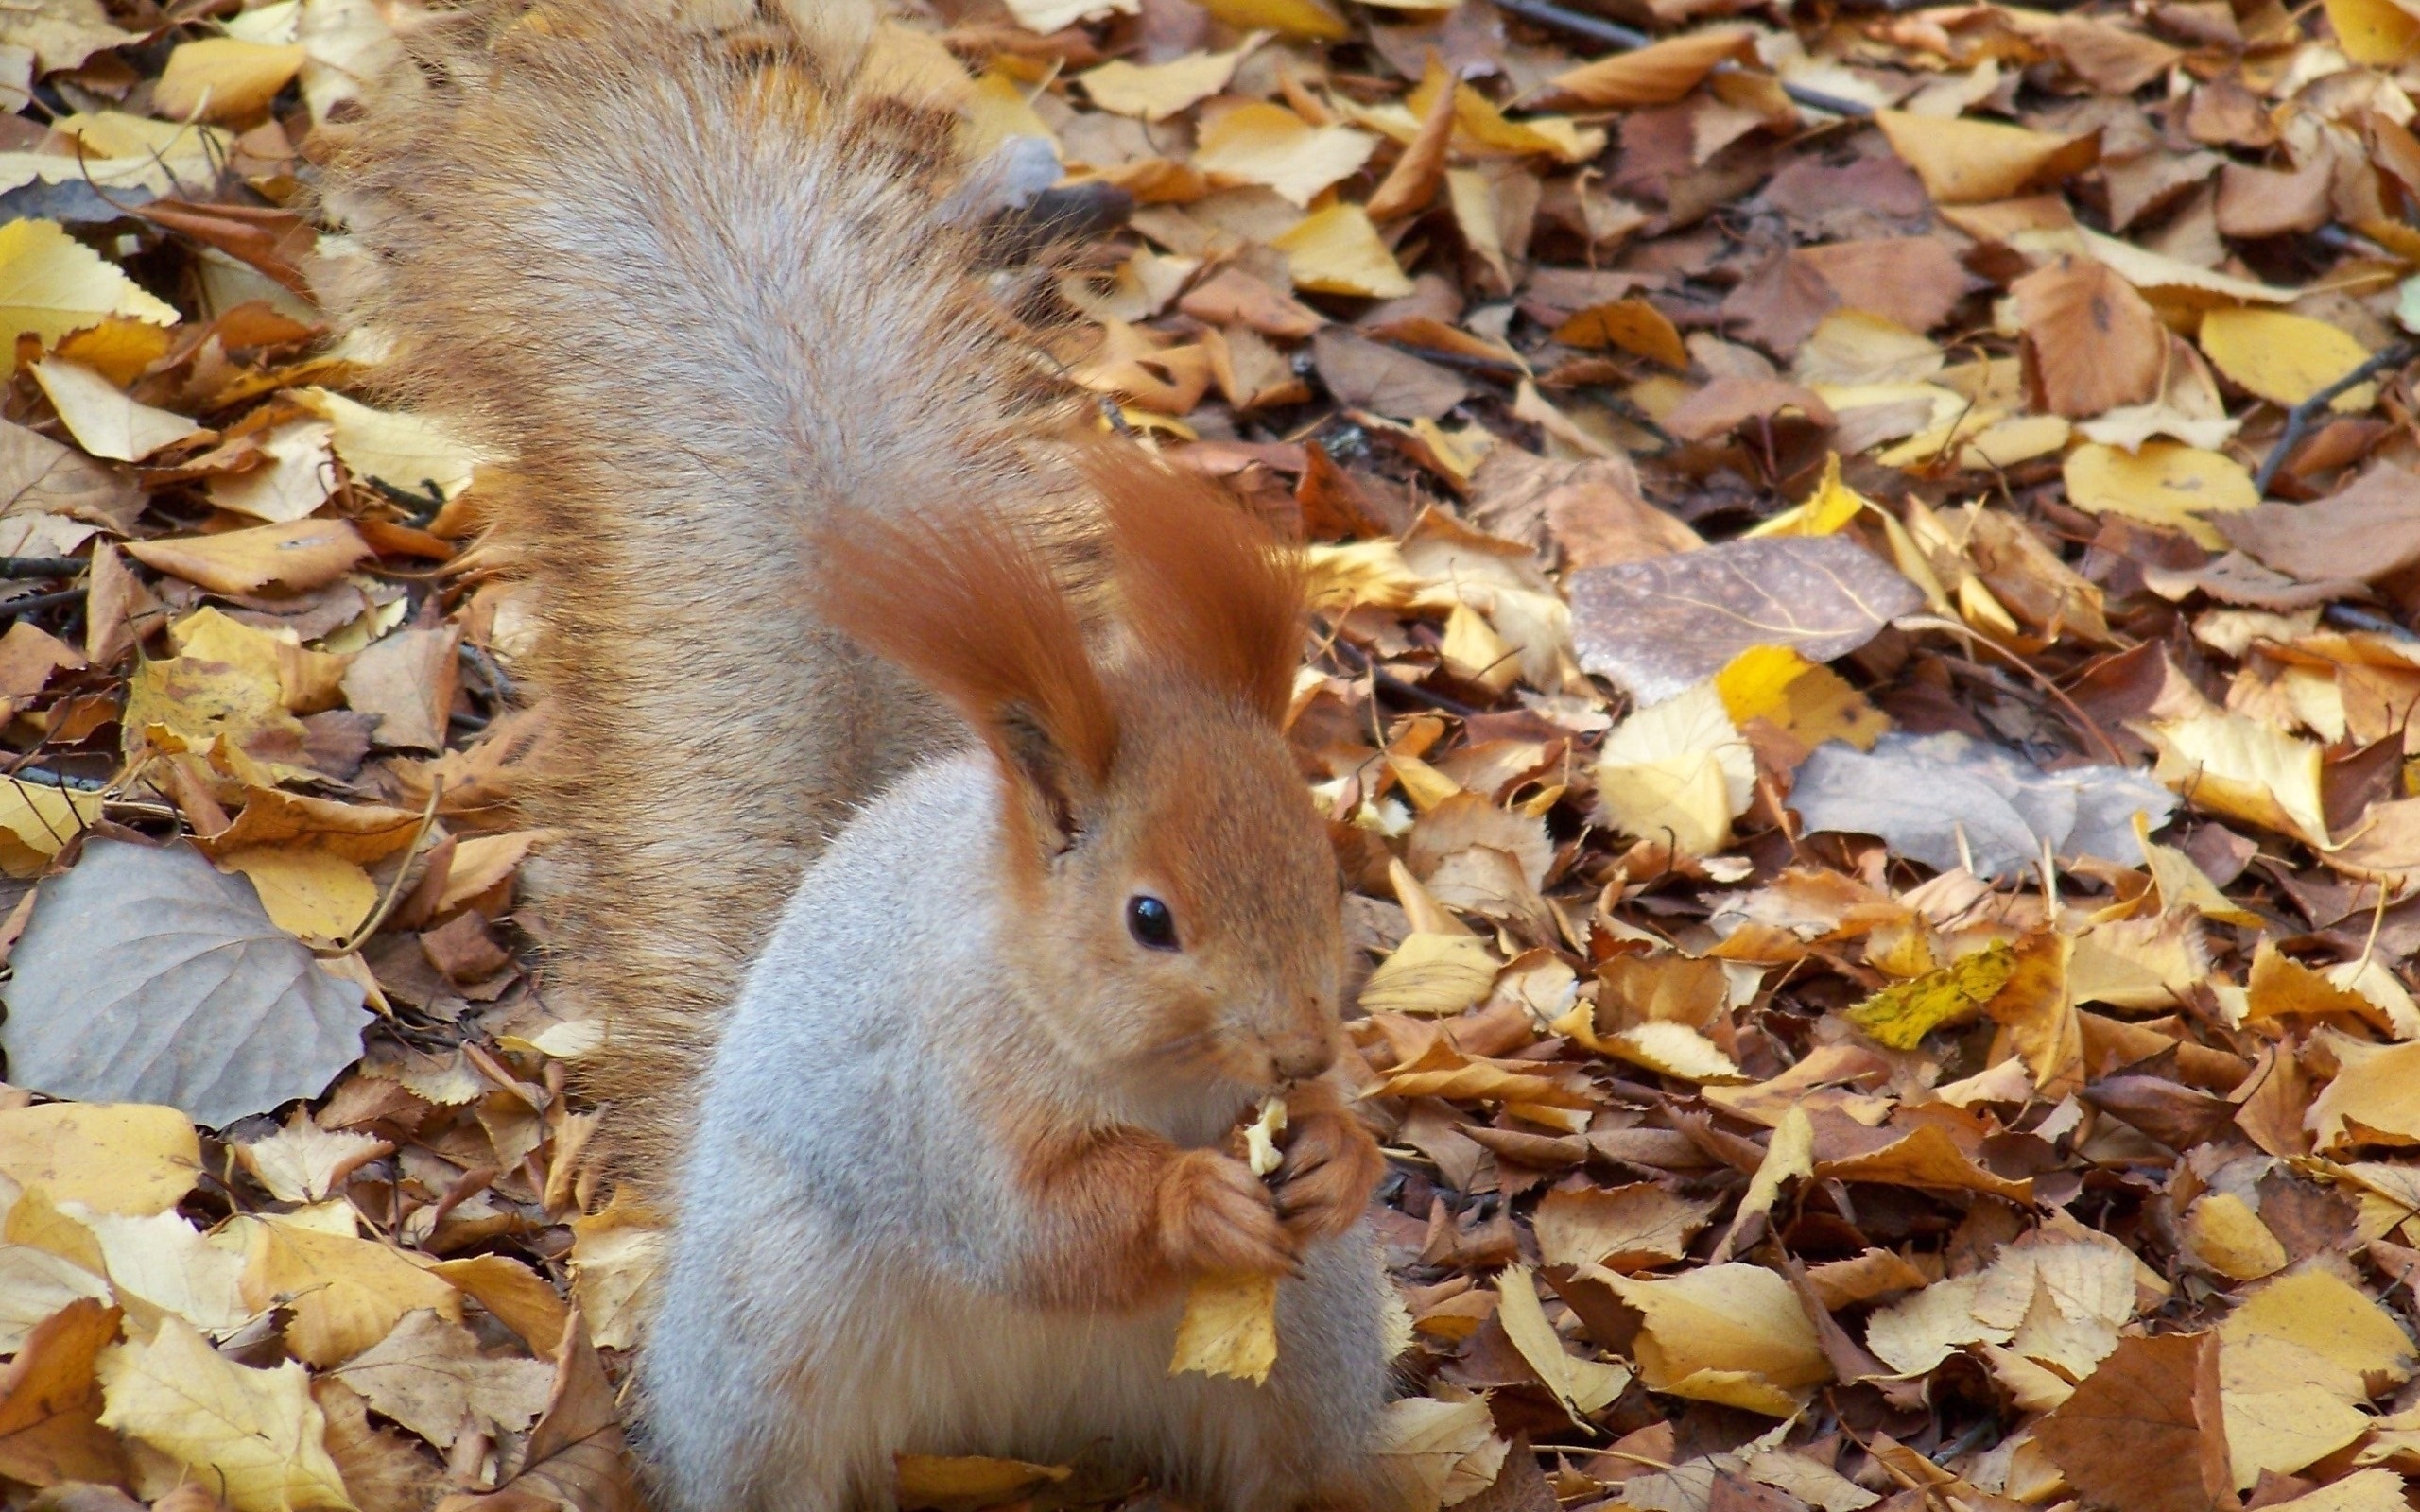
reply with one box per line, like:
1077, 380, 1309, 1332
326, 3, 1401, 1507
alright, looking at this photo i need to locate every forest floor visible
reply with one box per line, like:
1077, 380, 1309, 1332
0, 0, 2418, 1510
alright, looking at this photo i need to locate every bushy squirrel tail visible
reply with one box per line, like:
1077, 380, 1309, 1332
327, 0, 1080, 1183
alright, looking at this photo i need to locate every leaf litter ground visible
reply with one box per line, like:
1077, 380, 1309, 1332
1, 0, 2420, 1510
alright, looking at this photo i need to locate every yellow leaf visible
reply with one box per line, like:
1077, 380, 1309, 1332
1720, 1105, 1813, 1259
2200, 309, 2377, 413
238, 1216, 461, 1367
1597, 682, 1754, 856
0, 1104, 198, 1216
1603, 1263, 1830, 1416
1078, 41, 1257, 121
1197, 0, 1347, 39
0, 219, 178, 375
1846, 940, 2015, 1048
2307, 1035, 2420, 1151
1170, 1270, 1279, 1384
1270, 205, 1413, 299
215, 845, 377, 943
1714, 644, 1888, 750
209, 417, 337, 524
1194, 102, 1376, 208
0, 777, 101, 878
859, 22, 973, 112
293, 388, 484, 502
895, 1456, 1073, 1512
2220, 1267, 2416, 1402
1495, 1263, 1632, 1418
1875, 111, 2099, 205
2135, 811, 2262, 927
2184, 1193, 2286, 1281
55, 317, 176, 386
2221, 1384, 2369, 1489
2062, 440, 2257, 549
568, 1194, 665, 1351
961, 69, 1057, 161
2325, 0, 2420, 65
29, 359, 206, 461
153, 37, 307, 122
96, 1316, 354, 1512
2146, 711, 2329, 848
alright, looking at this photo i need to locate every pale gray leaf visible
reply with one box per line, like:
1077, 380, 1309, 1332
1568, 535, 1924, 704
1790, 731, 2176, 881
3, 838, 370, 1128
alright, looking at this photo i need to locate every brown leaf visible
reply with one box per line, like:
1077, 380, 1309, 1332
1366, 60, 1457, 222
2013, 255, 2166, 418
1792, 237, 1977, 335
1311, 328, 1470, 421
1467, 447, 1700, 568
0, 1301, 129, 1489
2032, 1332, 2231, 1512
1662, 376, 1835, 442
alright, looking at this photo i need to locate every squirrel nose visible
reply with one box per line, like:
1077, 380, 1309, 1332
1271, 1033, 1334, 1082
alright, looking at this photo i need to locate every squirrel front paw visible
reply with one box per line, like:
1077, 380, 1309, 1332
1270, 1108, 1384, 1243
1158, 1149, 1294, 1277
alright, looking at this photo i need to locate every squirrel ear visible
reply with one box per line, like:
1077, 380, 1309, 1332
817, 507, 1117, 855
1079, 444, 1304, 725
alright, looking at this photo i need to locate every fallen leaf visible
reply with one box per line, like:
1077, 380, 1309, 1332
332, 1308, 552, 1449
0, 1299, 128, 1489
1791, 730, 2175, 879
2063, 441, 2258, 549
1271, 205, 1414, 299
2201, 309, 2377, 413
2, 839, 372, 1129
0, 220, 179, 375
125, 519, 372, 596
2033, 1332, 2231, 1512
1568, 535, 1922, 704
1532, 1183, 1718, 1271
1875, 111, 2099, 204
1603, 1263, 1830, 1415
96, 1314, 354, 1512
0, 1104, 199, 1217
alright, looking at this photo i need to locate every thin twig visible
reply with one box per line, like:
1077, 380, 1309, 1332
1491, 0, 1878, 118
324, 779, 445, 956
0, 586, 85, 620
1325, 634, 1489, 717
2254, 341, 2416, 496
0, 557, 85, 579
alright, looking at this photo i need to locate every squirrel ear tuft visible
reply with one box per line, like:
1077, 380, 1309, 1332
1080, 445, 1305, 725
818, 507, 1116, 851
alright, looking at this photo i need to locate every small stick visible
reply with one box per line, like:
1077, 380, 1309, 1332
2254, 341, 2415, 497
1, 586, 84, 620
0, 557, 86, 579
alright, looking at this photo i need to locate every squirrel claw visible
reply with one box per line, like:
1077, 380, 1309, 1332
1270, 1108, 1384, 1243
1160, 1149, 1294, 1277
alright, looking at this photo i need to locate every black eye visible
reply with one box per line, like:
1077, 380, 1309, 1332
1126, 894, 1180, 952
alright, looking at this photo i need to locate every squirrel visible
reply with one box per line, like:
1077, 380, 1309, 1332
324, 2, 1403, 1509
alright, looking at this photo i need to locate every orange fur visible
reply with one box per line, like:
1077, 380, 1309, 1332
820, 509, 1116, 862
1085, 448, 1305, 725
